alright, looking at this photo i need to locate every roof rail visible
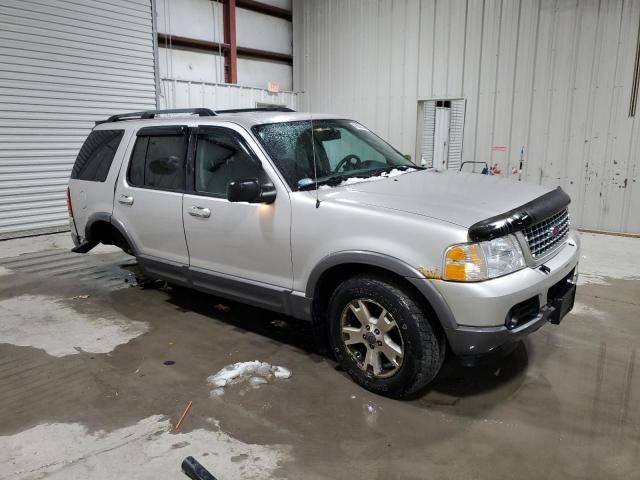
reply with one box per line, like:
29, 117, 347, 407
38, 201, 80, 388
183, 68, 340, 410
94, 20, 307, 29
215, 107, 295, 114
96, 108, 217, 125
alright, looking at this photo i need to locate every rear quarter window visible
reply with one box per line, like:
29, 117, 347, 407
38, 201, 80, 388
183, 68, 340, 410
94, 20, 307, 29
71, 130, 124, 182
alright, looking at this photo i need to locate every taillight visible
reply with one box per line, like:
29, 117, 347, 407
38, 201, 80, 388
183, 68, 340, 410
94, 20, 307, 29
66, 187, 74, 218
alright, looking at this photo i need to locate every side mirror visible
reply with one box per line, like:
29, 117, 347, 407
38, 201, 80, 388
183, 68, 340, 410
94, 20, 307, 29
227, 178, 276, 204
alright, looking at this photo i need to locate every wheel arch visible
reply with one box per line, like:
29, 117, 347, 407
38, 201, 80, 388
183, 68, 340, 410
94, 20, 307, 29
306, 251, 457, 331
84, 212, 137, 255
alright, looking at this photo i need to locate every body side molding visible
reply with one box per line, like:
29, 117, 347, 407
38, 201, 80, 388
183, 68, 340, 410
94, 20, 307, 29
136, 256, 313, 321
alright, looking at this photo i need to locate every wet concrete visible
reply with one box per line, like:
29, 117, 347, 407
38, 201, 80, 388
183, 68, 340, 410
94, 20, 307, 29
0, 234, 639, 479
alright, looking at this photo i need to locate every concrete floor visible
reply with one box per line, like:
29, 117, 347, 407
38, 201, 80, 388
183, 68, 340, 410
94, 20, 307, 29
0, 232, 639, 480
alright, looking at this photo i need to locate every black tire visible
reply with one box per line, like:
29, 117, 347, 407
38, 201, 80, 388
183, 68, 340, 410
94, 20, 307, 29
328, 275, 445, 398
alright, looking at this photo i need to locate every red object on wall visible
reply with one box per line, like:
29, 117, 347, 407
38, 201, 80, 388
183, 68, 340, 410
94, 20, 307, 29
223, 0, 238, 83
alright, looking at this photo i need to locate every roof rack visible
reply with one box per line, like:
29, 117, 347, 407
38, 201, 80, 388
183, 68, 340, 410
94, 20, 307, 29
215, 107, 295, 114
95, 106, 295, 126
96, 108, 217, 125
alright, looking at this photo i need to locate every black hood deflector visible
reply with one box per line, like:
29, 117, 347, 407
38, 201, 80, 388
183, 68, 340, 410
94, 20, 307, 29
468, 187, 571, 242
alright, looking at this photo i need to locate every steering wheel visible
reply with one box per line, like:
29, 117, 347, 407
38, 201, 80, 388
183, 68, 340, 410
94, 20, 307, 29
334, 154, 362, 172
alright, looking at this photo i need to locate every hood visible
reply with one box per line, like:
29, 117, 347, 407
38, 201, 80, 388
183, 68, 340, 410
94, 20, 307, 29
317, 170, 554, 228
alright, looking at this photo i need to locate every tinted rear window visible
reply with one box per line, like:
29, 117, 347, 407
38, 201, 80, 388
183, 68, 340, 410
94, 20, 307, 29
71, 130, 124, 182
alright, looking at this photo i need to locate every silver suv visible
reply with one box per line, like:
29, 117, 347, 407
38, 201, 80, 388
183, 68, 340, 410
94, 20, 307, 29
68, 108, 580, 397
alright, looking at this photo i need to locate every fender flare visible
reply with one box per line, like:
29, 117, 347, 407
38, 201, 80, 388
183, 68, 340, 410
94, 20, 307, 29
305, 250, 457, 330
84, 212, 139, 255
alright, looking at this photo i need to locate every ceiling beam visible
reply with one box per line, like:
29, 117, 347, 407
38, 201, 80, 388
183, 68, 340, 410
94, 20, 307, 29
157, 33, 293, 66
157, 33, 228, 53
236, 0, 292, 21
237, 45, 293, 64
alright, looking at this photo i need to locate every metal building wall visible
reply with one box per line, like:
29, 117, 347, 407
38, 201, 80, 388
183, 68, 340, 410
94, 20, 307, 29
156, 0, 294, 91
293, 0, 640, 234
159, 78, 298, 110
0, 0, 157, 239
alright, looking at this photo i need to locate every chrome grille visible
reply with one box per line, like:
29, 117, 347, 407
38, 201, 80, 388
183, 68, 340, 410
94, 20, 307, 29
523, 208, 570, 258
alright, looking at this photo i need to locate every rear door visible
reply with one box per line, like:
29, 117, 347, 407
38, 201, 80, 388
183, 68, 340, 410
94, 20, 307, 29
69, 128, 129, 240
113, 125, 189, 268
183, 124, 292, 289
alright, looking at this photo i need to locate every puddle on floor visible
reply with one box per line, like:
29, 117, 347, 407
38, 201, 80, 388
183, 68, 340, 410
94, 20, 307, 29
0, 294, 148, 356
0, 414, 290, 480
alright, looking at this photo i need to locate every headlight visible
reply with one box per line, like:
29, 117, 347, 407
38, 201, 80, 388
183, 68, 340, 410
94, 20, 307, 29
443, 235, 526, 281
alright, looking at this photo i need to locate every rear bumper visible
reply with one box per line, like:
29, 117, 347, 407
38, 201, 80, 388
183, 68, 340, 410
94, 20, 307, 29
70, 224, 99, 254
69, 218, 80, 246
71, 230, 81, 248
437, 231, 580, 356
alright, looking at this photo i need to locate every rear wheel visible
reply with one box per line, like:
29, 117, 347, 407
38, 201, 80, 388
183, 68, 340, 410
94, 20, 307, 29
328, 276, 444, 397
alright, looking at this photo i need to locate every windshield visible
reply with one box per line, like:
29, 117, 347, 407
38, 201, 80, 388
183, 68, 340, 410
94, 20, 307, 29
252, 119, 417, 190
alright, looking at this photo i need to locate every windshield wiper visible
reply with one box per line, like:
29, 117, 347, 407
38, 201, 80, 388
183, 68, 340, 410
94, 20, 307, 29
297, 165, 423, 191
378, 164, 424, 173
297, 173, 363, 191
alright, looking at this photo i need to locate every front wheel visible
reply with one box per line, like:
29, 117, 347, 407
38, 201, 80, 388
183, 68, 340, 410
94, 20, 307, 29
328, 276, 444, 398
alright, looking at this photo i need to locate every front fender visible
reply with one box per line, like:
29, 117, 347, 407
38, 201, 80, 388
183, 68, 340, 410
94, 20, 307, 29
306, 250, 457, 330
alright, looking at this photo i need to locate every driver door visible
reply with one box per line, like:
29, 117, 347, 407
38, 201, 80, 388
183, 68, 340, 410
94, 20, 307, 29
182, 125, 293, 290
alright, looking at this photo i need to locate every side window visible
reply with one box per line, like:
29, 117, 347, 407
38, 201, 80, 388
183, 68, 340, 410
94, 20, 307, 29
195, 129, 260, 197
71, 129, 124, 182
127, 130, 187, 191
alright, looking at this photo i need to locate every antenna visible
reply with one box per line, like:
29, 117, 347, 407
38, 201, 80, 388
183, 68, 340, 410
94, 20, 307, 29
310, 112, 320, 208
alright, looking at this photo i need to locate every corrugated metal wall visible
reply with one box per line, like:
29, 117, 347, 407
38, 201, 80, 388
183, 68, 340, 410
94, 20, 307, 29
0, 0, 157, 239
293, 0, 640, 234
159, 79, 298, 110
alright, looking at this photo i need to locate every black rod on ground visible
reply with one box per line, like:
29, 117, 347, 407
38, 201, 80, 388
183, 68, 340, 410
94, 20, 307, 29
181, 456, 217, 480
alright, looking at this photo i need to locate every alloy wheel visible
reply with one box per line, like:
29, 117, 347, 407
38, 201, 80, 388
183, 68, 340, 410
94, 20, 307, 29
340, 298, 404, 378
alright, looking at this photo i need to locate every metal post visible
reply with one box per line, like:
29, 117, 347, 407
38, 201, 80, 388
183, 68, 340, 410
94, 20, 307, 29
223, 0, 238, 83
150, 0, 162, 108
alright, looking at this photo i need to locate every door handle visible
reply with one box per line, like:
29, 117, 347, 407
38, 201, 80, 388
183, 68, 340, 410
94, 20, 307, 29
188, 206, 211, 218
118, 195, 134, 206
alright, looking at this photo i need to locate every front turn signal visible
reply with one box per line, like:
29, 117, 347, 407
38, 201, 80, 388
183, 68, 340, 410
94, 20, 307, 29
443, 243, 486, 281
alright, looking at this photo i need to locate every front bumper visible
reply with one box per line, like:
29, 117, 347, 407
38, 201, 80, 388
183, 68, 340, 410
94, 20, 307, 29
437, 230, 580, 356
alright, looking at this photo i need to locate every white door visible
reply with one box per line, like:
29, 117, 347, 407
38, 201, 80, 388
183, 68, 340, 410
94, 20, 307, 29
113, 126, 189, 265
182, 125, 292, 288
433, 107, 450, 170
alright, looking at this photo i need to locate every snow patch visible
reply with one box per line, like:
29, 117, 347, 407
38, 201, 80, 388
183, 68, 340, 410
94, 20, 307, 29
207, 361, 291, 396
0, 415, 289, 480
315, 168, 416, 190
338, 168, 416, 186
0, 294, 148, 356
249, 376, 269, 387
209, 388, 225, 398
363, 403, 380, 427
